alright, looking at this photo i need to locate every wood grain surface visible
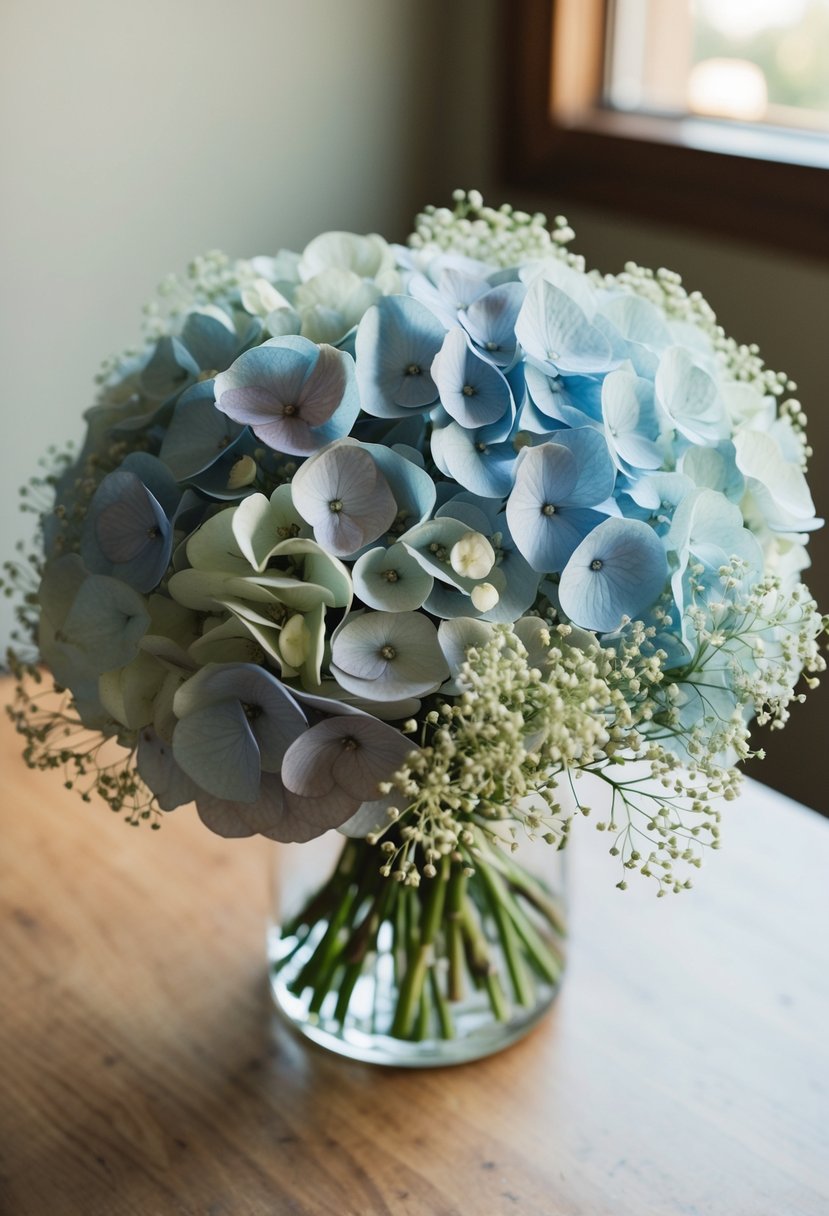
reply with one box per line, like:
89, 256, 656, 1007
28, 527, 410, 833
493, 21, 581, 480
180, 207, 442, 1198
1, 688, 828, 1216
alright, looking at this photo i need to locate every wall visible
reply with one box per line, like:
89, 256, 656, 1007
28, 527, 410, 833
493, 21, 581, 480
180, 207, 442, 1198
0, 0, 444, 651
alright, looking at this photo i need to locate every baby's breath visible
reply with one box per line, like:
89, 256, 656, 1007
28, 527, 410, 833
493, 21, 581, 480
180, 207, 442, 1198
409, 190, 576, 269
6, 655, 161, 827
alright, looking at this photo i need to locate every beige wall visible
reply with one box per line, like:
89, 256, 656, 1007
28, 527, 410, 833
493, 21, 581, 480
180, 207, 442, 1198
0, 0, 443, 650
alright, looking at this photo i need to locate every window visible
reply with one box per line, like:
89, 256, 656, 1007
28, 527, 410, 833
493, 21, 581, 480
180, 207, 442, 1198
607, 0, 829, 133
502, 0, 829, 256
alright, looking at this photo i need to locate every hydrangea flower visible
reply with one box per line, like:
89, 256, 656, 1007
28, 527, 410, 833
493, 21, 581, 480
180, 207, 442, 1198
290, 439, 397, 556
281, 709, 415, 818
355, 295, 445, 417
172, 663, 307, 805
330, 610, 449, 700
214, 335, 360, 456
81, 454, 180, 592
506, 429, 616, 573
558, 517, 668, 632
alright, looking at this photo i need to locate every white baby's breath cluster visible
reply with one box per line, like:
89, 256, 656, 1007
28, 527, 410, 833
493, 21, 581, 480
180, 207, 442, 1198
368, 570, 824, 894
409, 189, 577, 269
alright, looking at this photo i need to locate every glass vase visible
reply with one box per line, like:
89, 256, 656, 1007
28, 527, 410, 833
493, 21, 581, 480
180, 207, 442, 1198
267, 824, 567, 1067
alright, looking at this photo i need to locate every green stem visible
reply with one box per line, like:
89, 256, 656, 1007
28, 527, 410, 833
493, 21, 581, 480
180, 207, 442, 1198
459, 900, 510, 1021
390, 862, 448, 1040
475, 859, 534, 1007
333, 881, 395, 1026
280, 839, 360, 938
413, 986, 431, 1041
500, 855, 568, 940
446, 866, 467, 1003
479, 856, 563, 985
430, 969, 454, 1039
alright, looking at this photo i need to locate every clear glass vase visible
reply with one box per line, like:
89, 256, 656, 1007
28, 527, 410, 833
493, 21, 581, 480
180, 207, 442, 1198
267, 825, 567, 1067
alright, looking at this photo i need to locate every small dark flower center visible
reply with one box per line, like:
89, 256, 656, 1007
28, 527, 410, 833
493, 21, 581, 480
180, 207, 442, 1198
282, 404, 298, 416
380, 644, 397, 661
329, 499, 344, 513
341, 736, 359, 751
462, 384, 475, 397
590, 558, 604, 571
541, 503, 556, 517
405, 364, 421, 377
242, 702, 262, 721
381, 569, 399, 583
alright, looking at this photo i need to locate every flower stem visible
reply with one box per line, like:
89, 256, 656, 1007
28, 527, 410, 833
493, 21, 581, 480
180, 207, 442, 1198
446, 866, 467, 1002
389, 861, 448, 1039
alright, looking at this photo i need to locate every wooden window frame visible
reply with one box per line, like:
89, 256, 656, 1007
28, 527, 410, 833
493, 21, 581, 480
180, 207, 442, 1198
501, 0, 829, 259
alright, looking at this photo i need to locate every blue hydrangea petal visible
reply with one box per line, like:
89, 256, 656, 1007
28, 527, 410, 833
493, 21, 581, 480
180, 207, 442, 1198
545, 428, 617, 506
655, 347, 728, 445
359, 441, 437, 534
430, 421, 517, 498
291, 442, 397, 556
120, 453, 182, 519
160, 385, 245, 480
136, 728, 202, 812
185, 432, 261, 501
525, 366, 598, 430
516, 279, 615, 375
618, 472, 694, 535
330, 610, 449, 699
172, 662, 306, 762
353, 544, 434, 611
80, 470, 172, 595
140, 336, 200, 401
58, 574, 150, 676
409, 267, 490, 329
180, 309, 240, 372
435, 496, 494, 535
432, 327, 513, 429
355, 296, 445, 417
477, 544, 541, 624
194, 770, 355, 842
460, 282, 526, 366
558, 517, 668, 632
282, 714, 413, 803
602, 368, 662, 472
680, 442, 744, 501
214, 337, 359, 457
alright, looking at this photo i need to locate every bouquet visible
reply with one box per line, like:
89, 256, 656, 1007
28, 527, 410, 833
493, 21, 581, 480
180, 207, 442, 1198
6, 191, 825, 1060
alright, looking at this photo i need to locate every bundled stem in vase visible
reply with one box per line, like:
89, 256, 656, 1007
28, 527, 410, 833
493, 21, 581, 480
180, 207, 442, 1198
272, 829, 567, 1044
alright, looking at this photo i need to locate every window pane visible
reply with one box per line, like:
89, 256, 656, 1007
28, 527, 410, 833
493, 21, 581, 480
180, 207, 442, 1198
606, 0, 829, 131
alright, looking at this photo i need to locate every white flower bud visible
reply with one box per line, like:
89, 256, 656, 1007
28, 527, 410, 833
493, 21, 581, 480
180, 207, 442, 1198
471, 582, 499, 612
450, 531, 495, 581
278, 613, 310, 668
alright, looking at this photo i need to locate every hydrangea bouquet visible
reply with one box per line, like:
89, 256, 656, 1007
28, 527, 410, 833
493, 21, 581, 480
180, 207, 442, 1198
7, 192, 825, 1062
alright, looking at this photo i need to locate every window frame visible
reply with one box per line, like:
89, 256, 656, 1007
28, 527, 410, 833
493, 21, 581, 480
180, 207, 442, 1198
501, 0, 829, 258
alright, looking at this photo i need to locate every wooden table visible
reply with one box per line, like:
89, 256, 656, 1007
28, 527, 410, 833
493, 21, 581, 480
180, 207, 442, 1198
1, 697, 827, 1216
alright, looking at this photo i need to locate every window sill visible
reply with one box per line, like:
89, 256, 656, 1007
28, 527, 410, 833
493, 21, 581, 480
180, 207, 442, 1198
501, 1, 829, 259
